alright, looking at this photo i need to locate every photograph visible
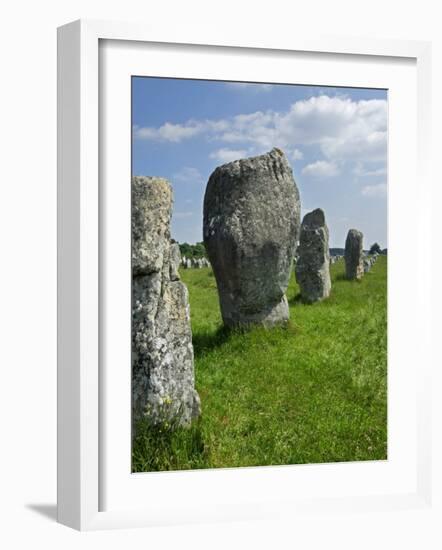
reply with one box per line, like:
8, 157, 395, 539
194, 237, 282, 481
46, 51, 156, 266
130, 76, 388, 473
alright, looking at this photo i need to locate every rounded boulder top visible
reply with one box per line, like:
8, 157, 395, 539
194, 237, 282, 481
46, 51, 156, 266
301, 207, 326, 229
346, 228, 363, 240
209, 147, 292, 181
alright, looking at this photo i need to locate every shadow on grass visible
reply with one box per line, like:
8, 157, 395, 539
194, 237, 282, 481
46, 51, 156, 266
288, 292, 304, 306
335, 273, 348, 282
192, 325, 232, 357
192, 308, 303, 357
334, 273, 365, 283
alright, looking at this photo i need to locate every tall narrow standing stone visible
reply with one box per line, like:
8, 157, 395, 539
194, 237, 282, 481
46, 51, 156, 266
132, 176, 200, 427
169, 243, 181, 281
203, 148, 301, 328
345, 229, 364, 280
295, 208, 331, 303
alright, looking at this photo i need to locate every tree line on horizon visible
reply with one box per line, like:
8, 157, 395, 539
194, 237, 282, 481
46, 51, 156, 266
174, 240, 387, 260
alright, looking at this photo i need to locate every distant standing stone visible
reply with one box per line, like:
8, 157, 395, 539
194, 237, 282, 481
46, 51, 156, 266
295, 208, 331, 303
132, 176, 200, 428
169, 243, 181, 281
363, 257, 371, 273
203, 148, 301, 327
345, 229, 364, 280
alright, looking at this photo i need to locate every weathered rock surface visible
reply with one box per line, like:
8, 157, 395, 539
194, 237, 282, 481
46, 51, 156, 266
345, 229, 364, 280
203, 148, 301, 327
295, 208, 331, 303
132, 176, 200, 427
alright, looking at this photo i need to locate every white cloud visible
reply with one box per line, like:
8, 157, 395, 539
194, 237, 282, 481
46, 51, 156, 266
134, 119, 230, 143
217, 111, 278, 149
353, 163, 387, 177
209, 148, 248, 163
276, 96, 387, 164
361, 183, 387, 198
291, 148, 304, 161
134, 95, 387, 171
321, 130, 387, 163
225, 82, 273, 92
302, 160, 340, 178
172, 166, 204, 184
133, 121, 205, 142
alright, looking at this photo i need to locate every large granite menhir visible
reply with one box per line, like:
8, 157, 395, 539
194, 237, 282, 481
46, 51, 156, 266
295, 208, 331, 303
345, 228, 364, 280
132, 176, 200, 428
203, 148, 301, 328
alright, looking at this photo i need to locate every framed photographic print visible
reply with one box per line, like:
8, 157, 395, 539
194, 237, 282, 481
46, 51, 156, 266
57, 19, 432, 530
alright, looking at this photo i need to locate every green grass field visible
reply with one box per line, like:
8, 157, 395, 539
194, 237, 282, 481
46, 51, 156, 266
133, 256, 387, 472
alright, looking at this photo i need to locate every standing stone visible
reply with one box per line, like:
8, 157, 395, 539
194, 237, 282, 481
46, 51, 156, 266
132, 176, 200, 427
295, 208, 331, 303
345, 229, 364, 280
169, 243, 181, 281
363, 258, 371, 273
203, 148, 301, 328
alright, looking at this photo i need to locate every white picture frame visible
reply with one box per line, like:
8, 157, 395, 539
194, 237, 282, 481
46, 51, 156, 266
57, 19, 432, 531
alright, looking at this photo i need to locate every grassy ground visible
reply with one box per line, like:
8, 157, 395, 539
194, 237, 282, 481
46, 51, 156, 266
133, 256, 387, 472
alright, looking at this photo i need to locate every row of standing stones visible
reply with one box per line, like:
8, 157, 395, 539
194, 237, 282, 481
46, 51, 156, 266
132, 148, 375, 428
181, 256, 211, 269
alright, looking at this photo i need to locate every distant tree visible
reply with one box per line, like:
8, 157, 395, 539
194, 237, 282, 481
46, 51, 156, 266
178, 241, 207, 259
192, 242, 206, 258
369, 242, 382, 255
179, 242, 193, 258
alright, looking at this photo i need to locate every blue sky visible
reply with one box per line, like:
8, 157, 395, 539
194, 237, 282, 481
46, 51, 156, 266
132, 78, 387, 248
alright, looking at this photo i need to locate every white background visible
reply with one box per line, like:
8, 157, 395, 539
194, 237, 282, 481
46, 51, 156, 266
101, 40, 418, 513
0, 0, 440, 548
